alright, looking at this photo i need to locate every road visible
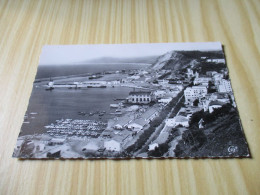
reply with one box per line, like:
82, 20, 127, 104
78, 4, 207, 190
134, 93, 184, 156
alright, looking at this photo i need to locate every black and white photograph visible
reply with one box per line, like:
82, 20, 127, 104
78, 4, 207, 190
13, 42, 250, 159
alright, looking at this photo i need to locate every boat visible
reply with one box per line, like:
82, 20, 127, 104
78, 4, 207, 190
89, 75, 103, 79
45, 87, 54, 91
110, 104, 119, 108
78, 112, 86, 116
87, 85, 106, 88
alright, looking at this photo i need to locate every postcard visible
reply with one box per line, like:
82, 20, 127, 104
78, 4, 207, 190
13, 42, 250, 159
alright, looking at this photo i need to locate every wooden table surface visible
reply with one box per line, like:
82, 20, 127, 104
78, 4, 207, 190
0, 0, 259, 194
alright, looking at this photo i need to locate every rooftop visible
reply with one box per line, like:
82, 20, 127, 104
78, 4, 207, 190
209, 101, 226, 106
129, 91, 152, 95
113, 114, 135, 126
83, 142, 99, 151
132, 118, 148, 127
141, 107, 159, 119
174, 116, 189, 122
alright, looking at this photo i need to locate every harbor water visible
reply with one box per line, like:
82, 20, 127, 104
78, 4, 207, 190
21, 86, 133, 136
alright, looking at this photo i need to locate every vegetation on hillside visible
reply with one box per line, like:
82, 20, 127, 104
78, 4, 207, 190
174, 104, 249, 157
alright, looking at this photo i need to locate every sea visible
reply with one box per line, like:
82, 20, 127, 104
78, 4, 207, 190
21, 64, 150, 136
36, 64, 149, 79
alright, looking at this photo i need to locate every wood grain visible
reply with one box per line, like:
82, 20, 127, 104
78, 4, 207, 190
0, 0, 259, 194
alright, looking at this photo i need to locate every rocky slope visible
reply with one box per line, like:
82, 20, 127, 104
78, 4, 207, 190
152, 50, 198, 71
152, 50, 224, 71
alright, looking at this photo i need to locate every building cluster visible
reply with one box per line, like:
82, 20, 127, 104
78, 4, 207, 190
111, 105, 161, 132
166, 69, 235, 130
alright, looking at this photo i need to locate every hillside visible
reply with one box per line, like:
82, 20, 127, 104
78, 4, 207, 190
80, 56, 158, 64
152, 50, 225, 71
174, 107, 249, 158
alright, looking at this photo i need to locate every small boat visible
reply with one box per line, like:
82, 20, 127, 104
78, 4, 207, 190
78, 112, 86, 116
89, 75, 103, 79
45, 87, 54, 91
110, 104, 119, 108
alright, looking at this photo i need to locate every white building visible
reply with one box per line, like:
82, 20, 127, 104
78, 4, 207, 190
158, 97, 172, 104
148, 143, 159, 151
184, 86, 207, 104
165, 116, 189, 127
104, 140, 121, 152
208, 101, 225, 113
113, 114, 135, 129
114, 124, 124, 130
193, 77, 211, 86
213, 73, 224, 85
206, 59, 225, 63
128, 91, 152, 104
82, 142, 99, 152
127, 123, 143, 132
206, 71, 218, 77
154, 90, 166, 98
186, 68, 194, 78
217, 79, 232, 93
201, 93, 230, 111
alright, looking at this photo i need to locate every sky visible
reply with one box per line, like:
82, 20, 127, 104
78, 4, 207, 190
39, 42, 222, 65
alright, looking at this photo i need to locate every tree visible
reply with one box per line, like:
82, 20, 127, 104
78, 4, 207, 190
148, 143, 169, 157
190, 110, 204, 126
193, 99, 199, 106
